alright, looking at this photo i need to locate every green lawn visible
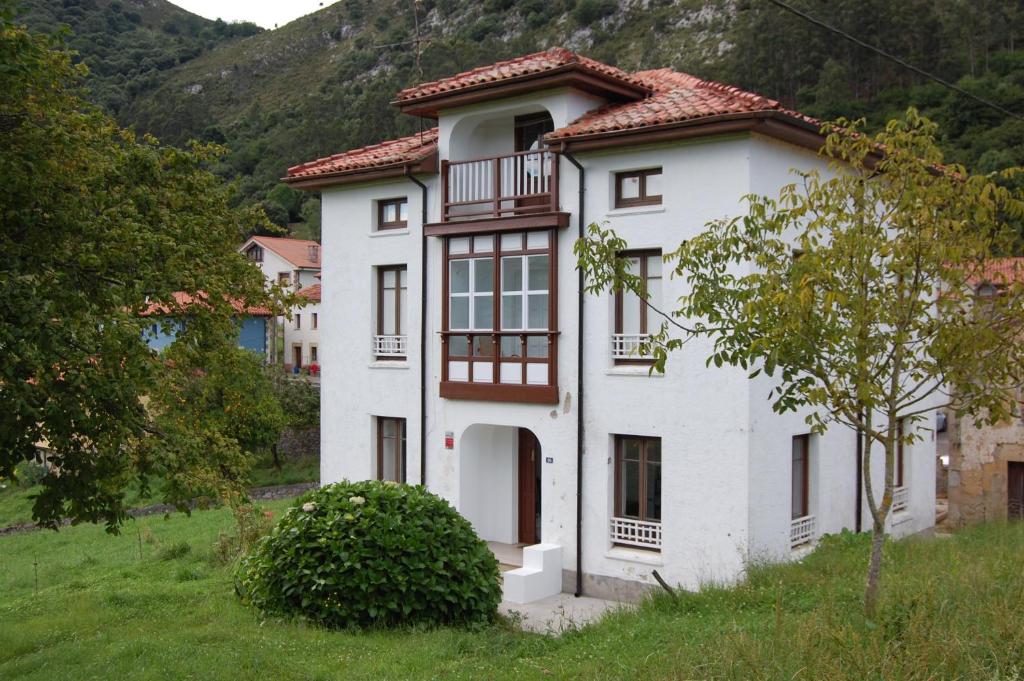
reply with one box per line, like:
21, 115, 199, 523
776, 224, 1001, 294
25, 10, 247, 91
1, 504, 1022, 680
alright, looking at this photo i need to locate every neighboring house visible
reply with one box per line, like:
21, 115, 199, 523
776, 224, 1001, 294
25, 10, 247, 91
142, 291, 271, 357
239, 235, 322, 369
284, 48, 937, 603
291, 283, 321, 369
947, 258, 1024, 526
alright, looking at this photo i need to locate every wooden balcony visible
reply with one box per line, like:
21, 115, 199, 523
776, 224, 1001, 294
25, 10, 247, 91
433, 150, 565, 232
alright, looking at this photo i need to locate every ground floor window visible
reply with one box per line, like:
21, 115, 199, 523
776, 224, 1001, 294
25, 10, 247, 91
790, 434, 815, 548
376, 417, 406, 483
610, 435, 662, 550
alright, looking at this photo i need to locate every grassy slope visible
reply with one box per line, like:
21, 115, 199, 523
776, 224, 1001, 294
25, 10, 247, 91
1, 502, 1022, 680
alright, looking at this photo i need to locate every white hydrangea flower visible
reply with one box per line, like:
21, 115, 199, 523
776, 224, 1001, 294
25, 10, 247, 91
301, 501, 317, 513
348, 496, 366, 506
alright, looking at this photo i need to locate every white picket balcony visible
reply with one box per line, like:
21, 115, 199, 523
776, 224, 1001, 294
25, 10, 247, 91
790, 514, 816, 549
373, 334, 407, 358
892, 486, 909, 513
610, 333, 652, 360
610, 516, 662, 550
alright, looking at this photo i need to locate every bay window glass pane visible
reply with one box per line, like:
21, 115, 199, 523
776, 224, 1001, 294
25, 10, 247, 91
645, 171, 663, 197
383, 202, 397, 223
501, 232, 522, 251
502, 294, 523, 329
473, 294, 493, 329
472, 335, 493, 357
399, 200, 408, 222
619, 175, 641, 200
449, 335, 469, 356
473, 235, 494, 253
526, 336, 547, 357
526, 231, 548, 250
450, 297, 469, 329
449, 237, 470, 255
500, 336, 523, 357
450, 260, 469, 293
527, 255, 548, 290
527, 293, 548, 328
502, 257, 522, 291
473, 259, 494, 293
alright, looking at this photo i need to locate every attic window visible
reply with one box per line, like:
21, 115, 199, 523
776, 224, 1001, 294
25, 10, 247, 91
247, 245, 264, 262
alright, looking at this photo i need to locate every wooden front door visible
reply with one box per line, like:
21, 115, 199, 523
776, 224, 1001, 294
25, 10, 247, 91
517, 428, 541, 544
1009, 462, 1024, 521
292, 344, 302, 368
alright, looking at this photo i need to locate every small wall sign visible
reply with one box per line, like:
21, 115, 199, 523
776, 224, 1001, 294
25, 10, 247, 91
545, 457, 554, 464
444, 431, 454, 449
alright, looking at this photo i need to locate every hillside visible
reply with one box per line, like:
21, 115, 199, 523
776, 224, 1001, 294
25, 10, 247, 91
18, 0, 1024, 238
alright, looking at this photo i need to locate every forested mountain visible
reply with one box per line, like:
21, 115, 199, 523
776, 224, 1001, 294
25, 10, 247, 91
15, 0, 1024, 239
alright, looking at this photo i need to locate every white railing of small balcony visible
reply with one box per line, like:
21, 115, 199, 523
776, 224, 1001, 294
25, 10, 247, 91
373, 335, 407, 358
790, 514, 816, 549
443, 150, 556, 221
891, 486, 909, 513
610, 517, 662, 549
610, 333, 652, 360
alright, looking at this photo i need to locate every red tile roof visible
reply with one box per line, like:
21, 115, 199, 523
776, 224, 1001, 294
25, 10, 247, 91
394, 47, 648, 104
142, 292, 272, 317
966, 258, 1024, 287
297, 284, 321, 302
286, 129, 438, 181
248, 236, 322, 269
546, 68, 818, 140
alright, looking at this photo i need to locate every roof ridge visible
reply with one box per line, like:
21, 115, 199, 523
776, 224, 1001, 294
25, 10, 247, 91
287, 128, 438, 174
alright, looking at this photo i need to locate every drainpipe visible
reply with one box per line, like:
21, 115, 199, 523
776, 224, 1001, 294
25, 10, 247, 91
561, 145, 585, 598
406, 166, 429, 488
855, 409, 864, 533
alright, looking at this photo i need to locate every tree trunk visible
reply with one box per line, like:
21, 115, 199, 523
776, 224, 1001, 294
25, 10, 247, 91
271, 442, 282, 472
864, 517, 886, 618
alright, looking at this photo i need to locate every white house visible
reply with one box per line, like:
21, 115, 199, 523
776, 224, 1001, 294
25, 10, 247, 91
240, 235, 322, 369
284, 48, 937, 603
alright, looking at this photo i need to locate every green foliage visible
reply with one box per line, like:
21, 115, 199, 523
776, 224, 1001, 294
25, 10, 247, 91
13, 459, 48, 489
213, 501, 275, 564
157, 540, 192, 561
0, 9, 290, 530
573, 0, 616, 25
266, 183, 302, 220
237, 481, 502, 628
266, 370, 320, 430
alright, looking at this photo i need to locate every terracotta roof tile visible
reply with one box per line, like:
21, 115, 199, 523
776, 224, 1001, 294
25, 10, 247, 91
297, 284, 321, 302
286, 128, 438, 180
248, 236, 322, 269
966, 258, 1024, 287
394, 47, 647, 104
546, 68, 818, 140
142, 292, 271, 317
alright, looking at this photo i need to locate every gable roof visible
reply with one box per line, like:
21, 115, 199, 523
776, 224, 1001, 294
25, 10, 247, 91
245, 236, 322, 269
142, 292, 271, 317
285, 128, 438, 187
393, 47, 651, 116
297, 283, 321, 302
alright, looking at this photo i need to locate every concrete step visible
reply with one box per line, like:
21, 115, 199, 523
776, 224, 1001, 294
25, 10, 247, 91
502, 543, 562, 604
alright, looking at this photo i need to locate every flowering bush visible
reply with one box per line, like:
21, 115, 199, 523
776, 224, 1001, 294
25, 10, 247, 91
235, 480, 501, 628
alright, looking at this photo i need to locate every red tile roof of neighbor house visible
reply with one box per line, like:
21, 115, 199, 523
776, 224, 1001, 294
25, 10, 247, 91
248, 236, 322, 269
142, 292, 272, 317
966, 258, 1024, 286
297, 284, 321, 302
284, 48, 819, 181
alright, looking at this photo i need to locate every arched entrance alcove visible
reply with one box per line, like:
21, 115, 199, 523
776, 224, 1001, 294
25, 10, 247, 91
458, 424, 542, 547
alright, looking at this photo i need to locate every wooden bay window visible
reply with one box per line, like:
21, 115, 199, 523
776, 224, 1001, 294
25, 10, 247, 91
441, 229, 558, 404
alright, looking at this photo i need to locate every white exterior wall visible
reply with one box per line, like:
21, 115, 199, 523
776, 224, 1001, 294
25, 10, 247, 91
288, 299, 321, 367
318, 91, 937, 596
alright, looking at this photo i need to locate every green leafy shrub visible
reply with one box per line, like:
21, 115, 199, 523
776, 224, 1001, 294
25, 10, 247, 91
236, 481, 501, 628
14, 459, 49, 488
157, 540, 192, 561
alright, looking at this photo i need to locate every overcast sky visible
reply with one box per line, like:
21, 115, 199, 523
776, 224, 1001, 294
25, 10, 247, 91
170, 1, 334, 29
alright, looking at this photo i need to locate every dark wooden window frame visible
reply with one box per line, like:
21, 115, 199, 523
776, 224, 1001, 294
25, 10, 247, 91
614, 249, 661, 365
312, 312, 318, 330
378, 197, 409, 230
376, 416, 407, 483
376, 265, 407, 360
514, 112, 554, 153
440, 229, 558, 404
310, 344, 318, 363
613, 434, 662, 526
792, 434, 810, 520
294, 313, 301, 330
614, 168, 662, 208
896, 419, 905, 488
247, 244, 263, 262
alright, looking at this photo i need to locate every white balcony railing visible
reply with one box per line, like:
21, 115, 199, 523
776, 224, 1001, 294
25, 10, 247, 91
790, 514, 816, 549
610, 517, 662, 549
611, 333, 652, 360
373, 334, 407, 358
892, 486, 909, 513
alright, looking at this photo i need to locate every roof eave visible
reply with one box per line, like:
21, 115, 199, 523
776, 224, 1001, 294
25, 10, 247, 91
283, 152, 438, 190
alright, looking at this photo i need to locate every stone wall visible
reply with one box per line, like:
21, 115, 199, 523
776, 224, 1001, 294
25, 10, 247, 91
947, 409, 1024, 526
277, 426, 319, 460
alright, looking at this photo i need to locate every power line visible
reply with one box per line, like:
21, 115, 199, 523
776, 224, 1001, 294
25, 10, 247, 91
767, 0, 1024, 123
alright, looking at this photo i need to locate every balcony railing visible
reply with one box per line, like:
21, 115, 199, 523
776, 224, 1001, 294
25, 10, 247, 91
790, 514, 816, 549
611, 333, 652, 360
441, 150, 558, 222
892, 486, 909, 513
373, 334, 407, 358
610, 517, 662, 550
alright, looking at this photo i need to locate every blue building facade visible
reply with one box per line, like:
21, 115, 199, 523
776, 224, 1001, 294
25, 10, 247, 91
144, 316, 268, 357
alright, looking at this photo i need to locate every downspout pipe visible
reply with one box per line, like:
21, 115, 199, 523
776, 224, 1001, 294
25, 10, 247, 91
561, 145, 585, 598
406, 166, 429, 488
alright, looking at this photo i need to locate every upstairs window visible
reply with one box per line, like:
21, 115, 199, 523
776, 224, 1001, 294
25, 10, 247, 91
442, 230, 557, 403
312, 312, 318, 330
246, 244, 264, 262
612, 251, 662, 363
294, 313, 301, 330
615, 168, 662, 208
375, 266, 407, 359
378, 198, 408, 230
277, 272, 292, 288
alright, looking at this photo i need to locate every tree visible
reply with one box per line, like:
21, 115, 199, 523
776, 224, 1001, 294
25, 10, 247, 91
576, 109, 1024, 617
0, 10, 290, 529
